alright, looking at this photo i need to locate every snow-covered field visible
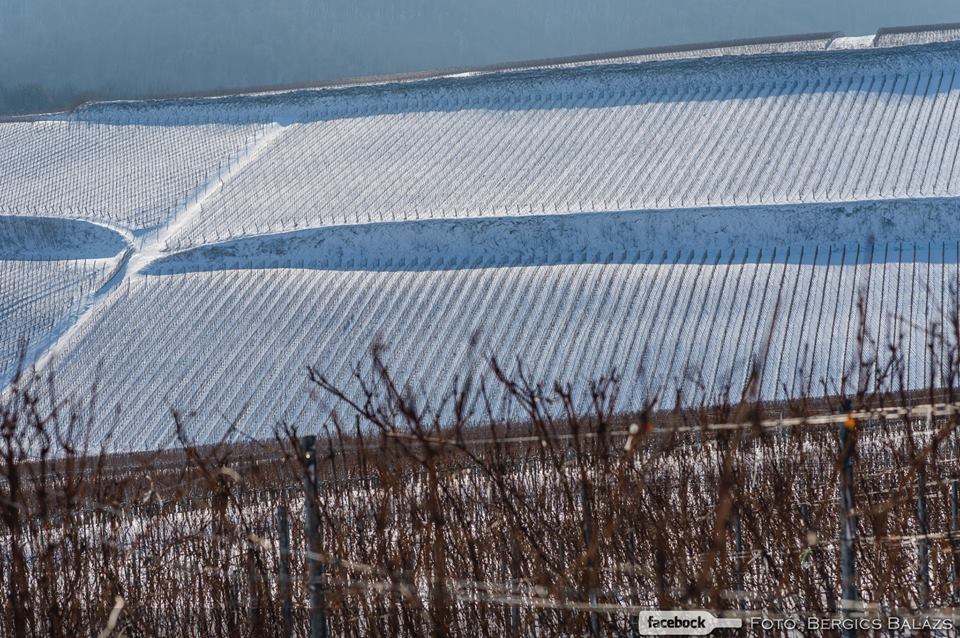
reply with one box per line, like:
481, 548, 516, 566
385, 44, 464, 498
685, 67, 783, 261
36, 234, 960, 450
0, 216, 128, 380
167, 65, 960, 249
0, 121, 268, 230
4, 29, 960, 452
0, 258, 122, 381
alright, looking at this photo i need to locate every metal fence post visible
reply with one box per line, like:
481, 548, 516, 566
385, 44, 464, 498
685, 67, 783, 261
734, 510, 744, 612
581, 479, 600, 637
801, 501, 836, 616
228, 571, 242, 638
839, 413, 858, 638
917, 471, 930, 607
510, 532, 521, 636
302, 435, 329, 638
952, 478, 960, 604
277, 505, 293, 638
916, 407, 932, 607
247, 545, 264, 636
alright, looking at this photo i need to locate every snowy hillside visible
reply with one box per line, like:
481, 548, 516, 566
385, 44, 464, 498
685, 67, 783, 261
0, 121, 269, 229
168, 64, 960, 250
5, 28, 960, 452
41, 234, 960, 450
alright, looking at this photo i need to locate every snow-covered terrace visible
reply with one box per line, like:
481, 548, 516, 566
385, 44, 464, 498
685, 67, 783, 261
3, 25, 960, 451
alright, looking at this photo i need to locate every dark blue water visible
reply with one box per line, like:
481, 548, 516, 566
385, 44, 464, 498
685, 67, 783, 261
0, 0, 957, 114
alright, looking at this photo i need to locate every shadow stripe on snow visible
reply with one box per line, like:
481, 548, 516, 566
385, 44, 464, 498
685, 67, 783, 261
144, 197, 960, 274
0, 216, 130, 261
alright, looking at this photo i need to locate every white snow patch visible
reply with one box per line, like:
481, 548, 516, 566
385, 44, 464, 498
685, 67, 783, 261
828, 35, 875, 50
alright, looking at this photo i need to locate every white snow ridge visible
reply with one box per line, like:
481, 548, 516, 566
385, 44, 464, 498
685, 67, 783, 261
5, 27, 960, 453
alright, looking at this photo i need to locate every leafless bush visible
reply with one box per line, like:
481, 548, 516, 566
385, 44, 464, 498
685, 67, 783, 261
2, 308, 960, 636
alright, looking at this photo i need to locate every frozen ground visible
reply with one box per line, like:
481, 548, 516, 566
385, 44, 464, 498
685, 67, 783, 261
0, 216, 128, 380
33, 241, 960, 451
0, 121, 269, 230
4, 28, 960, 452
0, 258, 124, 381
165, 45, 960, 249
